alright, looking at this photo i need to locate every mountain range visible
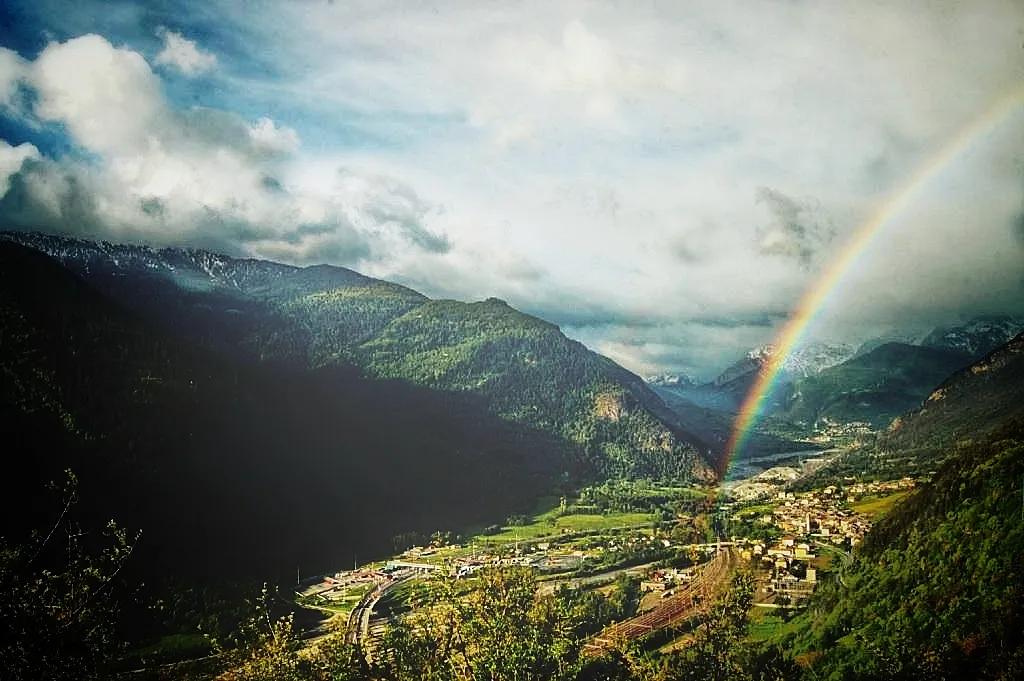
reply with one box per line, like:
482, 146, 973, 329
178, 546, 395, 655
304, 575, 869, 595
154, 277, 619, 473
1, 231, 715, 479
3, 229, 1020, 576
648, 316, 1023, 446
0, 231, 728, 580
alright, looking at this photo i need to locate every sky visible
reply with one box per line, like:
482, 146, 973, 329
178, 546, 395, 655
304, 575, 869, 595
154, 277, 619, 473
0, 0, 1022, 379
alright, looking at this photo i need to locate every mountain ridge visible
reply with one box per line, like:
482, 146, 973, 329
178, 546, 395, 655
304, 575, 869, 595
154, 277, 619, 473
1, 229, 714, 482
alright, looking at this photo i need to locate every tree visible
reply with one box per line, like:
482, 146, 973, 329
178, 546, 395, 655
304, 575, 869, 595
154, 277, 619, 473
0, 470, 138, 681
213, 585, 371, 681
374, 567, 587, 681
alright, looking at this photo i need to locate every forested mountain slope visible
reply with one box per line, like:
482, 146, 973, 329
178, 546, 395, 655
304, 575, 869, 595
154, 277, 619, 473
1, 230, 713, 480
878, 332, 1024, 455
795, 333, 1024, 484
0, 241, 579, 580
783, 421, 1024, 680
779, 342, 971, 429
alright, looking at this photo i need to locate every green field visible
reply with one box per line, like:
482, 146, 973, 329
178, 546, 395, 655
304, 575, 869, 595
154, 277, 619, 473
471, 510, 657, 544
299, 583, 374, 616
849, 490, 912, 518
735, 502, 778, 517
746, 613, 798, 642
122, 633, 211, 667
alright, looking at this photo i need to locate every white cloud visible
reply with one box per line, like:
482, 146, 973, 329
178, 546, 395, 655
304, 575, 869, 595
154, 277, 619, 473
254, 0, 1024, 372
249, 117, 300, 155
155, 28, 217, 76
4, 34, 449, 268
3, 0, 1024, 376
0, 140, 38, 198
0, 47, 26, 109
31, 34, 163, 156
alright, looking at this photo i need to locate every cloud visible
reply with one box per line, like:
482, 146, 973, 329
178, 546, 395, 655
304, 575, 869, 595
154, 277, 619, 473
248, 117, 300, 155
2, 1, 1024, 378
30, 34, 164, 156
754, 187, 836, 265
343, 170, 451, 255
154, 28, 217, 75
0, 140, 38, 197
1, 34, 450, 273
0, 156, 108, 237
0, 47, 26, 109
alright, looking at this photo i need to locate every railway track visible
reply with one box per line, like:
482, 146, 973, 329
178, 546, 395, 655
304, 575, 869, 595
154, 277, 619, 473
583, 547, 738, 654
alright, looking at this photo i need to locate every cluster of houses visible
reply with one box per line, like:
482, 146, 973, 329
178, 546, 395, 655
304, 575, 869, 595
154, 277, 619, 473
746, 537, 818, 606
400, 542, 588, 579
769, 489, 870, 547
640, 566, 697, 593
842, 477, 916, 498
808, 417, 874, 442
736, 479, 917, 608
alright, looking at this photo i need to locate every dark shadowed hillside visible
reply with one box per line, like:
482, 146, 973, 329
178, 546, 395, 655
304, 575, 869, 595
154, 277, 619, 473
794, 332, 1024, 485
877, 331, 1024, 455
1, 231, 713, 481
0, 241, 583, 581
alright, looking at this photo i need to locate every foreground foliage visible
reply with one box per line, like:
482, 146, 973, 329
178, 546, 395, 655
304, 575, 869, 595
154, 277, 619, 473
0, 472, 137, 681
213, 568, 798, 681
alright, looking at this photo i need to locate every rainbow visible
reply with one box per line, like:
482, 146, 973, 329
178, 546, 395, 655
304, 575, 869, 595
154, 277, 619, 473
725, 86, 1024, 468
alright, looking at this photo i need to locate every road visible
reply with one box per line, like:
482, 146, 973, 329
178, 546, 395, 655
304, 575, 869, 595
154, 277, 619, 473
812, 539, 852, 586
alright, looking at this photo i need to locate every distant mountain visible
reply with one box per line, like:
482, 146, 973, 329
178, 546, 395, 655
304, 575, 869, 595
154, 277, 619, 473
644, 373, 699, 388
653, 342, 856, 416
708, 341, 855, 388
779, 341, 857, 378
878, 331, 1024, 457
1, 230, 712, 482
855, 332, 922, 357
920, 314, 1023, 359
651, 386, 818, 460
780, 342, 971, 429
792, 334, 1024, 484
712, 344, 772, 388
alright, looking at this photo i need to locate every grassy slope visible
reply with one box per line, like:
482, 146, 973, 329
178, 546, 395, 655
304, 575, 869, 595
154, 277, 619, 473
847, 490, 912, 518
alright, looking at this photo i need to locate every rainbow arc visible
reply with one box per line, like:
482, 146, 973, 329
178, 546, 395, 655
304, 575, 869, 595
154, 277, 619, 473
725, 86, 1024, 468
